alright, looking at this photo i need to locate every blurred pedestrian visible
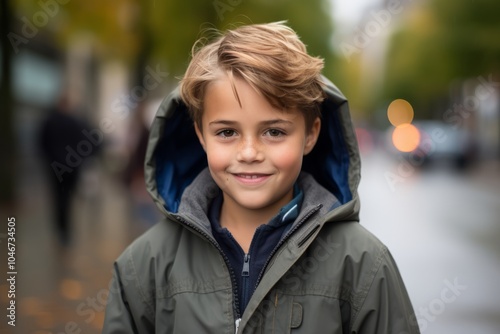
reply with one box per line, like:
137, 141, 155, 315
122, 101, 150, 194
38, 93, 97, 245
122, 101, 158, 225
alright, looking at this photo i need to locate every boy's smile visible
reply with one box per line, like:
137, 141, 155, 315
195, 75, 320, 222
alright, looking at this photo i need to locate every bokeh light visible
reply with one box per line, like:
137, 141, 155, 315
35, 311, 55, 329
387, 99, 414, 127
392, 124, 421, 152
59, 279, 83, 300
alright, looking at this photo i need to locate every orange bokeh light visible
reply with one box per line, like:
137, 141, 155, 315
387, 99, 414, 126
59, 279, 83, 300
392, 124, 420, 152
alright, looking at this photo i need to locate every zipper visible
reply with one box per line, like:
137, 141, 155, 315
172, 215, 242, 320
241, 254, 251, 312
255, 205, 322, 288
172, 206, 320, 333
235, 318, 241, 334
242, 254, 250, 276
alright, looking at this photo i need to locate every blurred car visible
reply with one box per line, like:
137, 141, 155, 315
412, 120, 474, 169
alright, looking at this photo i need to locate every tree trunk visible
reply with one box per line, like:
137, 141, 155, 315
0, 0, 15, 205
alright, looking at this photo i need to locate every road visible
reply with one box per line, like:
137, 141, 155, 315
359, 150, 500, 334
1, 150, 499, 333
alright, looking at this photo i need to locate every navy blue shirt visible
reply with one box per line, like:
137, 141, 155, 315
209, 185, 303, 316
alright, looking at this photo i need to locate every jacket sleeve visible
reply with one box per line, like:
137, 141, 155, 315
351, 248, 421, 334
102, 250, 155, 334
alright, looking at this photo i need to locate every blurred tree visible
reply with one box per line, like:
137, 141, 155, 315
0, 0, 16, 205
330, 51, 367, 120
13, 0, 335, 84
146, 0, 220, 79
382, 0, 500, 119
142, 0, 337, 81
218, 0, 336, 76
382, 6, 452, 118
432, 0, 500, 78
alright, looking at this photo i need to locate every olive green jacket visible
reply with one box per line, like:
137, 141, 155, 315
102, 77, 420, 334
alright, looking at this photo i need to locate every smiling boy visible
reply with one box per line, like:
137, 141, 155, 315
103, 22, 420, 333
196, 76, 321, 253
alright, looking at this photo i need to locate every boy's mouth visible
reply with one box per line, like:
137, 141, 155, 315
236, 174, 266, 179
232, 173, 271, 184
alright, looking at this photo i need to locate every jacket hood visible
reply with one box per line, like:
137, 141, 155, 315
145, 76, 361, 219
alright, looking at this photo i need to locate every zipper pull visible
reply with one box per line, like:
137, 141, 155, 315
242, 254, 250, 276
235, 318, 241, 334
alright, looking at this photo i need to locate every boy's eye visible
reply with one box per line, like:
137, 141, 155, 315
217, 129, 237, 138
264, 129, 285, 137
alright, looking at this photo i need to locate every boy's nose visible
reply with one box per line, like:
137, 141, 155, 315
236, 137, 264, 163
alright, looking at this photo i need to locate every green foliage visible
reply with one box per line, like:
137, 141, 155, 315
382, 0, 500, 117
151, 0, 336, 77
147, 0, 219, 76
432, 0, 500, 77
12, 0, 336, 79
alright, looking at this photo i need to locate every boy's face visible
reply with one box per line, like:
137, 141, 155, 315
195, 76, 320, 215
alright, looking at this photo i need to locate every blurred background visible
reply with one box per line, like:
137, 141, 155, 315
0, 0, 499, 333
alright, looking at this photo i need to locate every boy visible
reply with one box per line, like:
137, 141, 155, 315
103, 22, 420, 333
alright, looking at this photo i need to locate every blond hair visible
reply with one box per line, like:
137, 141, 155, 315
179, 22, 325, 131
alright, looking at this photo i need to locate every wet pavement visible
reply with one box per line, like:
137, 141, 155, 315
1, 150, 500, 333
359, 150, 500, 334
0, 159, 156, 334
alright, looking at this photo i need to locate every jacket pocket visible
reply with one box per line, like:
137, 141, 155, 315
156, 279, 235, 334
248, 290, 347, 334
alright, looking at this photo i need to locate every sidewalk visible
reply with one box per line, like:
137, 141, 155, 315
1, 162, 154, 334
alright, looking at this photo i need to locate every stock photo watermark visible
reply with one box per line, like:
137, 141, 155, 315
340, 0, 412, 62
5, 217, 17, 327
246, 234, 340, 329
384, 126, 447, 191
44, 263, 137, 334
410, 277, 467, 332
8, 0, 72, 54
385, 74, 499, 191
443, 74, 499, 128
213, 0, 243, 21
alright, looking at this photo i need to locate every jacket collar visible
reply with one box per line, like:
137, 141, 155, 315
175, 168, 340, 235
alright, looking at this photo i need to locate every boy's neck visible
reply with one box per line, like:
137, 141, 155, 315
219, 191, 293, 253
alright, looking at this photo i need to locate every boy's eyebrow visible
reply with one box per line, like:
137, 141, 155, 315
208, 119, 294, 127
208, 120, 237, 127
261, 119, 294, 126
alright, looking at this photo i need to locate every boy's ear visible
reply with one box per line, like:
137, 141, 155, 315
194, 122, 206, 151
304, 117, 321, 155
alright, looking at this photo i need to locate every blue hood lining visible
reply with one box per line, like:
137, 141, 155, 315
302, 98, 351, 204
155, 103, 208, 213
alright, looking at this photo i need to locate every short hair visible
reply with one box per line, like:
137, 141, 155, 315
179, 22, 325, 132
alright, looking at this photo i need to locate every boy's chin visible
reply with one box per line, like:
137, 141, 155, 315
223, 191, 293, 212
